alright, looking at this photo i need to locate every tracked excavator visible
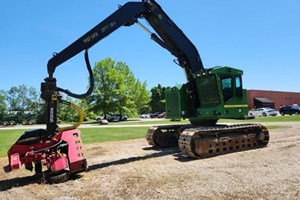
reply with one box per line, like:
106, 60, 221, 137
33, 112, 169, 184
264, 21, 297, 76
4, 0, 269, 183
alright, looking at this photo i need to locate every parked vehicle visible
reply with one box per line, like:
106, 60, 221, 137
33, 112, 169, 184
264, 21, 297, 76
279, 105, 300, 115
150, 112, 159, 118
141, 112, 166, 119
248, 108, 278, 117
140, 113, 150, 119
104, 114, 128, 122
95, 116, 102, 122
0, 112, 36, 126
158, 112, 166, 118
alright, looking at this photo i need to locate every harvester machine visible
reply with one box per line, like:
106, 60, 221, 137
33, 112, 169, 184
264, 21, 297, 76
4, 0, 269, 183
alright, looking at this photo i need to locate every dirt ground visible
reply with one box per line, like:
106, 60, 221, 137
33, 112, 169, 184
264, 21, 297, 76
0, 122, 299, 200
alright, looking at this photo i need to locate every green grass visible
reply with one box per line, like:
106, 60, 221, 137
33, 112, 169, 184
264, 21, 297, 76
86, 114, 300, 125
79, 127, 148, 144
264, 125, 289, 129
219, 115, 300, 123
0, 129, 26, 157
87, 119, 187, 126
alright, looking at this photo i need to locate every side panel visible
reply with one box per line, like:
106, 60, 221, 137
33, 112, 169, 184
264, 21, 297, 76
165, 86, 182, 119
165, 84, 192, 119
195, 74, 220, 106
61, 129, 87, 173
222, 89, 249, 119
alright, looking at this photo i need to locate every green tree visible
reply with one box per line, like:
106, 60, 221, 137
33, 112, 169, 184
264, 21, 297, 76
57, 97, 79, 122
133, 81, 151, 114
6, 85, 40, 112
79, 99, 95, 121
87, 58, 150, 117
149, 84, 169, 113
0, 90, 7, 117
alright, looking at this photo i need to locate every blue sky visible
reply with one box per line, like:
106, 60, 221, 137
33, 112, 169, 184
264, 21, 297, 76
1, 0, 299, 94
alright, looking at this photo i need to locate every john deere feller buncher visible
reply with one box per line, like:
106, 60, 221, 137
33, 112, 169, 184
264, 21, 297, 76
4, 0, 269, 183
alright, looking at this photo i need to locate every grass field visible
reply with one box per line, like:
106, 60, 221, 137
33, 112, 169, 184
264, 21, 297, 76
80, 127, 148, 144
219, 114, 300, 123
0, 115, 299, 157
97, 114, 300, 125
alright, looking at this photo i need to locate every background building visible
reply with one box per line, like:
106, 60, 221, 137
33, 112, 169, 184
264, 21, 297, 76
247, 90, 300, 110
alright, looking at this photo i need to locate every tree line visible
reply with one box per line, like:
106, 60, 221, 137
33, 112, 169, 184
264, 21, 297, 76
0, 58, 169, 123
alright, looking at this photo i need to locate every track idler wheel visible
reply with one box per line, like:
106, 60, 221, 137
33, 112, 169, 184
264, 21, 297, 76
147, 125, 182, 148
256, 125, 269, 146
153, 130, 178, 147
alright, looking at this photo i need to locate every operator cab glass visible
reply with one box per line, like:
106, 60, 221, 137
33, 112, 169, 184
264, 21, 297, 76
235, 76, 243, 97
221, 76, 243, 102
221, 77, 234, 102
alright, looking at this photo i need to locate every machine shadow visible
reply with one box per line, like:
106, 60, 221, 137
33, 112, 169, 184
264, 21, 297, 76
143, 146, 196, 162
0, 174, 43, 191
172, 153, 197, 162
0, 147, 194, 191
88, 147, 181, 171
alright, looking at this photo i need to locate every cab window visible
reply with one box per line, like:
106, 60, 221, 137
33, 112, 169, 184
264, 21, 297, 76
235, 76, 243, 97
221, 77, 233, 102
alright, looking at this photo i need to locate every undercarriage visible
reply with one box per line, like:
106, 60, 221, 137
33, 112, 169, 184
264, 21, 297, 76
146, 123, 269, 158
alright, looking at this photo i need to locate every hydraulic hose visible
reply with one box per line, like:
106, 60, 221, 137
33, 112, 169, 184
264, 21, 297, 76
57, 101, 84, 133
57, 49, 94, 99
